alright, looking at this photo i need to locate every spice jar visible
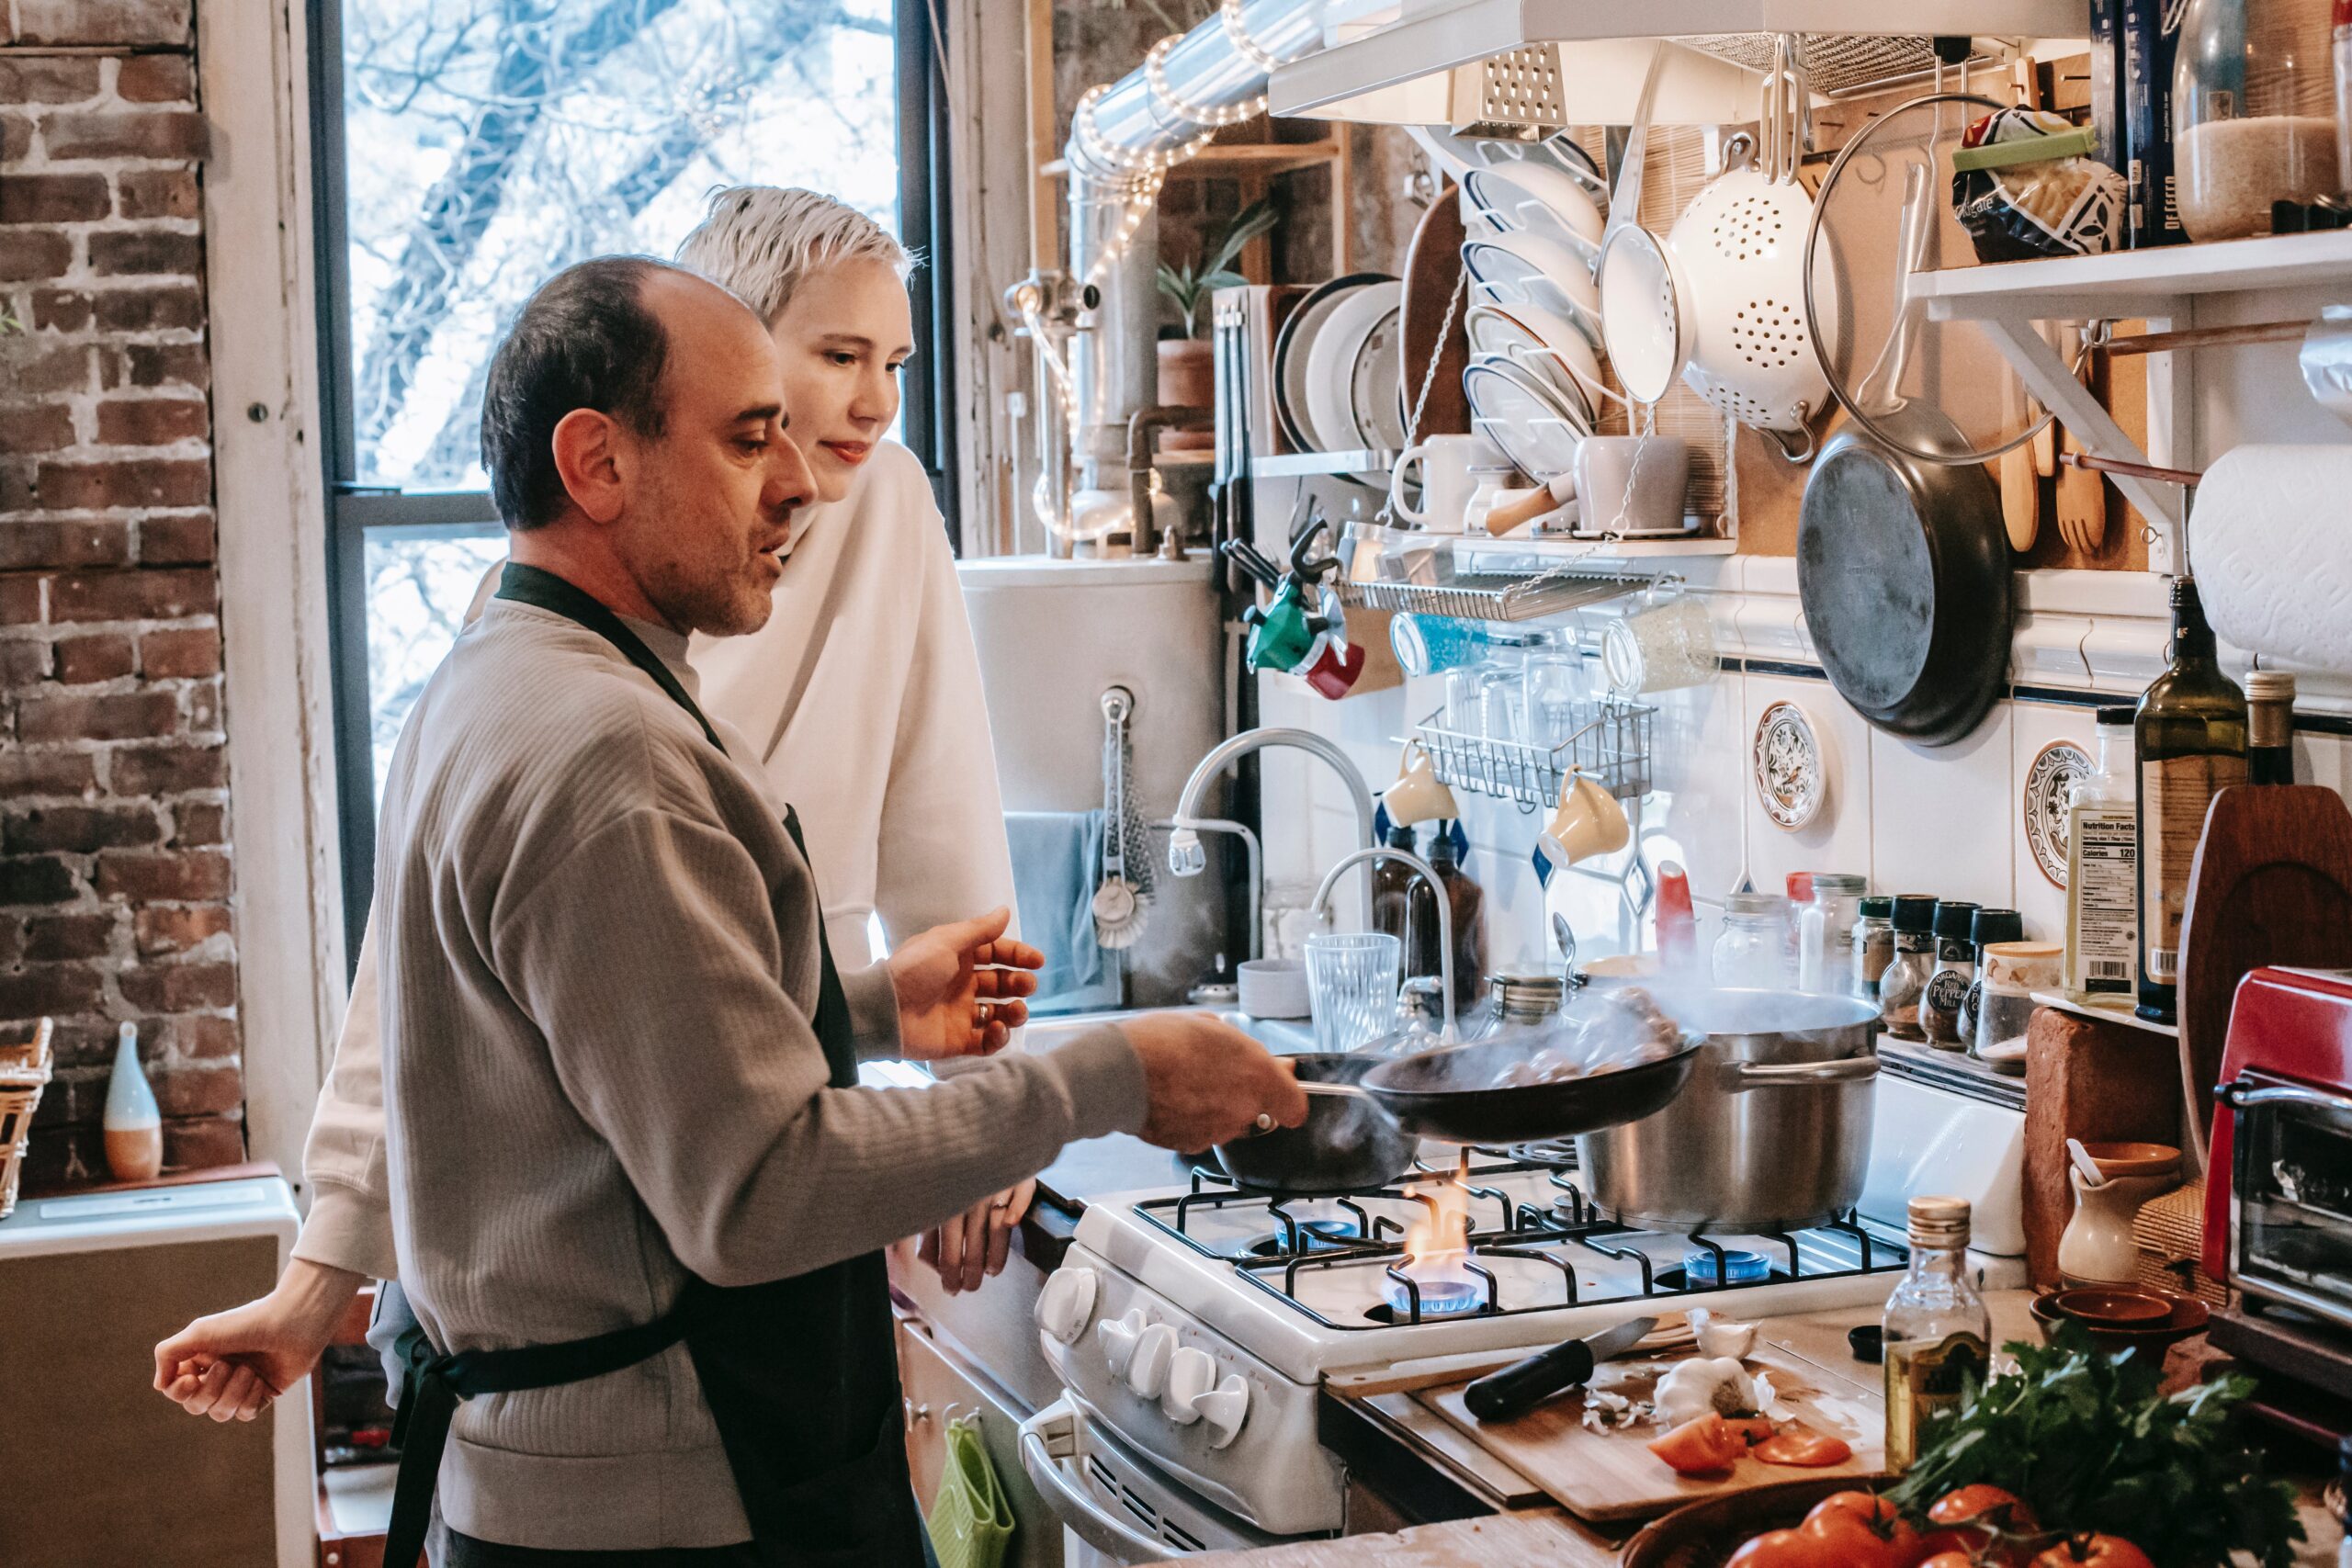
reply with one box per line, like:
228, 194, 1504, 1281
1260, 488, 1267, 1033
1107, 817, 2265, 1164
1879, 895, 1939, 1040
1918, 901, 1981, 1047
1957, 908, 2024, 1045
1806, 874, 1869, 993
2174, 0, 2340, 240
1970, 942, 2063, 1073
1851, 896, 1896, 1002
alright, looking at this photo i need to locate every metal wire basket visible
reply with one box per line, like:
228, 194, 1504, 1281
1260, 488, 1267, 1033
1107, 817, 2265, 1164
1339, 570, 1652, 621
1413, 697, 1655, 807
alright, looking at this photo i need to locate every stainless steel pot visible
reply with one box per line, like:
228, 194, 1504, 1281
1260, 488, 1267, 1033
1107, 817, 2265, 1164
1575, 988, 1880, 1231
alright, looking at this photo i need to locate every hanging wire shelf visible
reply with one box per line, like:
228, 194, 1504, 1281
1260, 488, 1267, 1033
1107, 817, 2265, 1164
1333, 521, 1658, 623
1413, 697, 1655, 807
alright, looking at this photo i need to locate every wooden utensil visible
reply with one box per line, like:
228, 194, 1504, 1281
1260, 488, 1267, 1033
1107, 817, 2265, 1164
2000, 378, 2040, 551
2054, 348, 2107, 553
2177, 784, 2352, 1163
1398, 184, 1472, 440
1413, 1340, 1885, 1523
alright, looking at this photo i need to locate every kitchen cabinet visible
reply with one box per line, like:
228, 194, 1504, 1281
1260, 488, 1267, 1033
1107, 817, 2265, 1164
897, 1314, 1066, 1568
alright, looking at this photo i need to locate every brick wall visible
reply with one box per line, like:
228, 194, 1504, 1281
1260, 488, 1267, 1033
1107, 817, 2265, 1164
0, 0, 245, 1189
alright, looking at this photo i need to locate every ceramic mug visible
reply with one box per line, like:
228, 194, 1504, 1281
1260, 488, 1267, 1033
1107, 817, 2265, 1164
1538, 769, 1631, 868
1383, 740, 1459, 827
1560, 434, 1690, 537
1390, 434, 1507, 533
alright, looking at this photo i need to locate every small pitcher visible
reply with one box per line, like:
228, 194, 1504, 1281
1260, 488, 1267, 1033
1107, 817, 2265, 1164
2057, 1144, 2180, 1286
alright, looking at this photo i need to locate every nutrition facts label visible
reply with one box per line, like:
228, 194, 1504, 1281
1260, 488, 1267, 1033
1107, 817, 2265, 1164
2071, 811, 2137, 993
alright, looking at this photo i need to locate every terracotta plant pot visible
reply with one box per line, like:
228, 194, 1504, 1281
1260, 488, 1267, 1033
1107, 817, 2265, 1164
1157, 336, 1215, 412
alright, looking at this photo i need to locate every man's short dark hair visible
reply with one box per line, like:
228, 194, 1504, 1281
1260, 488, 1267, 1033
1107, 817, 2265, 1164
481, 255, 678, 530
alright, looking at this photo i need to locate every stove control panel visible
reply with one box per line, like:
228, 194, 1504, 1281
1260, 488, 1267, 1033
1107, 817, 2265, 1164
1161, 1347, 1250, 1448
1127, 1322, 1177, 1398
1035, 1264, 1097, 1344
1096, 1306, 1148, 1378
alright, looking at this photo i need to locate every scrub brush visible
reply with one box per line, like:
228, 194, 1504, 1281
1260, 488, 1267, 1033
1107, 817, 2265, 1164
1094, 688, 1152, 949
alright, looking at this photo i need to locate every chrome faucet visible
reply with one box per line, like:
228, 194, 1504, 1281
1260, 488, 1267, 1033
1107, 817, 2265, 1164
1168, 728, 1378, 924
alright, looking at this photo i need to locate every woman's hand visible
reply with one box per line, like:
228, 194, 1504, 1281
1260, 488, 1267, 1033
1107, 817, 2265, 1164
886, 907, 1042, 1060
918, 1179, 1036, 1294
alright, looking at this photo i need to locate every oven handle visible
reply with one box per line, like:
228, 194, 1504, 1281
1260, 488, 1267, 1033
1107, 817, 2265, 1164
2218, 1078, 2352, 1114
1017, 1395, 1182, 1563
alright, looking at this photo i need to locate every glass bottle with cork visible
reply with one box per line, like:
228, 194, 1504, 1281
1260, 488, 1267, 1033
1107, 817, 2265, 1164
2246, 670, 2298, 784
2065, 706, 2140, 1000
1883, 1195, 1991, 1475
2135, 577, 2248, 1023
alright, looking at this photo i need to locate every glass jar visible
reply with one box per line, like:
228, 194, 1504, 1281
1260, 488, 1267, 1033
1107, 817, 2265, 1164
1956, 908, 2023, 1047
1465, 972, 1572, 1044
1713, 891, 1794, 989
1806, 874, 1869, 994
2175, 0, 2339, 240
1851, 896, 1896, 1002
1878, 895, 1938, 1040
1918, 900, 1981, 1048
1970, 941, 2063, 1073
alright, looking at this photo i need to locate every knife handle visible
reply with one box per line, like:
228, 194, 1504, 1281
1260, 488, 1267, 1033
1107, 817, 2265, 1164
1462, 1337, 1598, 1421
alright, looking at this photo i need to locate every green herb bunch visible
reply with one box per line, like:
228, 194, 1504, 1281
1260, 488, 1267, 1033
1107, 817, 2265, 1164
1885, 1325, 2304, 1568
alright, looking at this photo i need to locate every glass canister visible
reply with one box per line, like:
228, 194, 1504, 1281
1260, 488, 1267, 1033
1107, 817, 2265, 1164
2175, 0, 2340, 240
1806, 874, 1869, 994
1712, 892, 1794, 989
1970, 941, 2064, 1073
1879, 895, 1939, 1040
1957, 908, 2024, 1045
1851, 895, 1896, 1002
1918, 900, 1981, 1047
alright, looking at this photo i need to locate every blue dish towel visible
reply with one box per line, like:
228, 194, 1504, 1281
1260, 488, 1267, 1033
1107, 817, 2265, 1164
1005, 810, 1121, 1015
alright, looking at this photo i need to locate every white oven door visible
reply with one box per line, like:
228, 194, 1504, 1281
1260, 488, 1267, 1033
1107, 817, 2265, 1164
1019, 1396, 1290, 1562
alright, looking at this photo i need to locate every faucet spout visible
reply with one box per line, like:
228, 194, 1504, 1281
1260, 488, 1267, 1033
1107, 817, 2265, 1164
1169, 727, 1379, 925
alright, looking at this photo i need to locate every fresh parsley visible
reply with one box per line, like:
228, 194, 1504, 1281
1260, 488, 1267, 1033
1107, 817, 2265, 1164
1885, 1325, 2304, 1568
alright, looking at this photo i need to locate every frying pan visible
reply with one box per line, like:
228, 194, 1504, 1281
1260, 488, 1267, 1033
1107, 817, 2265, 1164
1296, 1035, 1702, 1145
1211, 1053, 1418, 1194
1799, 413, 2013, 746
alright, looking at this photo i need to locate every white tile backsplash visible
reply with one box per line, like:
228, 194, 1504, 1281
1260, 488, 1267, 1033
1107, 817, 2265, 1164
1869, 703, 2018, 910
1742, 672, 1873, 897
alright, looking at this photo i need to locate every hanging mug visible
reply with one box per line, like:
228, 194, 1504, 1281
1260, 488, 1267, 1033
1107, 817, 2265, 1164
1602, 581, 1717, 696
1538, 769, 1631, 869
1383, 740, 1459, 827
1389, 434, 1507, 534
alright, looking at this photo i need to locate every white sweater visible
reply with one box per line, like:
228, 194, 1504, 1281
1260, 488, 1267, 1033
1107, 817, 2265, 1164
294, 442, 1022, 1280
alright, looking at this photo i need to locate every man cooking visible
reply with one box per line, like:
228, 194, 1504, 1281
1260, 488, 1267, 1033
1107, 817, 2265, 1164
323, 256, 1306, 1566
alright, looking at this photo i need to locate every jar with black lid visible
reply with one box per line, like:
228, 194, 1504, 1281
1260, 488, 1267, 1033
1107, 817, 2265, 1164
1878, 895, 1938, 1040
1851, 896, 1896, 1002
1918, 900, 1981, 1046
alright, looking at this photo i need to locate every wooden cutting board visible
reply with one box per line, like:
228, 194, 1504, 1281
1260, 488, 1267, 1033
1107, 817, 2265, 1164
2179, 784, 2352, 1148
1398, 183, 1472, 439
1410, 1339, 1886, 1523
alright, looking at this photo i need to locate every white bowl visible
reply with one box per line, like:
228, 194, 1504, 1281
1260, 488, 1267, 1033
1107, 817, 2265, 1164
1237, 959, 1311, 1021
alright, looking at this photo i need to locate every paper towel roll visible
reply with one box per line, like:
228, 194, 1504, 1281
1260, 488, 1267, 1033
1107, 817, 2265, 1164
2189, 445, 2352, 673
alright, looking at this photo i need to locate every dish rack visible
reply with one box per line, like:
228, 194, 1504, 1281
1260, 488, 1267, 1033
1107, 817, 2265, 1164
1340, 570, 1653, 621
1413, 696, 1656, 807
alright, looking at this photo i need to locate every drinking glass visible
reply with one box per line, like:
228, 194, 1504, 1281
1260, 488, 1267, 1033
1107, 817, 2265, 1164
1305, 931, 1403, 1054
1522, 651, 1587, 750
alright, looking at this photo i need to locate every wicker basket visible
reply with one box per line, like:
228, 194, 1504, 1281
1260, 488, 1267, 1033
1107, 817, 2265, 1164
0, 1018, 56, 1221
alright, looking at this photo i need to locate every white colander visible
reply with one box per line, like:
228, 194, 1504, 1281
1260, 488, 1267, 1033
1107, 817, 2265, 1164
1668, 154, 1838, 457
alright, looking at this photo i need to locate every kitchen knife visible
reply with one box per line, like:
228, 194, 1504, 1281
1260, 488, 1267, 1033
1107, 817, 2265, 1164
1462, 1314, 1658, 1423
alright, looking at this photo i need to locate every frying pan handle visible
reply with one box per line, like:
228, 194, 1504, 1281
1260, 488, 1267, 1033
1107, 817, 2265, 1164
1723, 1055, 1881, 1089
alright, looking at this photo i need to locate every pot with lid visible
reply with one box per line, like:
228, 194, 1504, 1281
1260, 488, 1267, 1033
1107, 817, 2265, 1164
1576, 987, 1879, 1231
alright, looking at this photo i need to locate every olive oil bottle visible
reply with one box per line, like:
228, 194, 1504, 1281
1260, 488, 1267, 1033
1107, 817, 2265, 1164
2133, 578, 2246, 1023
1883, 1196, 1988, 1475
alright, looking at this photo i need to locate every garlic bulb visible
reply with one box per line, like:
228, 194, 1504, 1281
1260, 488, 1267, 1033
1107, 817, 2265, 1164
1688, 1308, 1758, 1360
1652, 1357, 1780, 1427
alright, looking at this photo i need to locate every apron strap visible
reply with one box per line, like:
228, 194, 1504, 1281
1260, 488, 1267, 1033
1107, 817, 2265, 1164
494, 562, 727, 753
382, 1299, 696, 1568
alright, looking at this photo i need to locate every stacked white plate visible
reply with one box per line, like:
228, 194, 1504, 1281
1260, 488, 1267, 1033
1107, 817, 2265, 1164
1270, 273, 1408, 454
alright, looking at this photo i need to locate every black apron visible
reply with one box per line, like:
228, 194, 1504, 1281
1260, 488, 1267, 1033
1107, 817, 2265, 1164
381, 562, 927, 1568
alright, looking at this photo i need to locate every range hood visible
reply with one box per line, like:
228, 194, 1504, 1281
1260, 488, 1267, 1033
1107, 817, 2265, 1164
1269, 0, 2090, 126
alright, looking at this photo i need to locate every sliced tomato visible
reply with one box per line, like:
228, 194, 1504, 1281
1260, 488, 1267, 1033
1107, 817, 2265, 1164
1647, 1412, 1748, 1476
2030, 1537, 2157, 1568
1753, 1420, 1855, 1468
1725, 1414, 1781, 1445
1725, 1528, 1838, 1568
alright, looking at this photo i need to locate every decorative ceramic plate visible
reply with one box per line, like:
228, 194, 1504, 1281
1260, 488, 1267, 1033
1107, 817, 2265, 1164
1752, 701, 1825, 830
2024, 739, 2093, 887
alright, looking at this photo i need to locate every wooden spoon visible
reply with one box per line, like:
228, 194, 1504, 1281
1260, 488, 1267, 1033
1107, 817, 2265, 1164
2000, 378, 2040, 551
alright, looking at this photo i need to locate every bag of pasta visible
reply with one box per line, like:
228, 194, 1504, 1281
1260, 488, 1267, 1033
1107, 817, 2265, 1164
1952, 106, 2125, 263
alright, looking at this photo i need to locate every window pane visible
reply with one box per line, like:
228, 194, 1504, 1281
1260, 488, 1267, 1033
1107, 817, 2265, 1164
365, 531, 511, 795
338, 0, 899, 490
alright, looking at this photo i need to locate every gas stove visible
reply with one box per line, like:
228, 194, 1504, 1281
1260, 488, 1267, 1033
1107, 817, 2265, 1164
1030, 1148, 1930, 1543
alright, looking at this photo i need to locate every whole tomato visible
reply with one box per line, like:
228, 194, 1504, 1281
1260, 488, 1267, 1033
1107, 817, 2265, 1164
1800, 1491, 1917, 1568
1927, 1485, 2040, 1536
1726, 1528, 1839, 1568
1918, 1555, 1981, 1568
2030, 1538, 2157, 1568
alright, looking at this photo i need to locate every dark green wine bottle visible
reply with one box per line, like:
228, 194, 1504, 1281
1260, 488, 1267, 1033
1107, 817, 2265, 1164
2133, 578, 2246, 1023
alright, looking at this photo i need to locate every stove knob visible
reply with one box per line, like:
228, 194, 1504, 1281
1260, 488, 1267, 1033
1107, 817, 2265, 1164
1035, 1266, 1097, 1345
1195, 1374, 1250, 1450
1095, 1308, 1148, 1378
1126, 1323, 1177, 1400
1161, 1347, 1217, 1425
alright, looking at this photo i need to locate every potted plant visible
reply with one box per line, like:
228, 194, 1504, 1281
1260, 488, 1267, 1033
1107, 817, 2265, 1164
1155, 197, 1278, 428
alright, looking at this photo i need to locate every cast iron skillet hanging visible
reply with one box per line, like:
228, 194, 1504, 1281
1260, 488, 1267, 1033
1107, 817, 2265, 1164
1797, 405, 2014, 747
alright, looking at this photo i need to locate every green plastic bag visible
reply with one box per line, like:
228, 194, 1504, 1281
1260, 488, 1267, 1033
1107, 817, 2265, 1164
924, 1415, 1014, 1568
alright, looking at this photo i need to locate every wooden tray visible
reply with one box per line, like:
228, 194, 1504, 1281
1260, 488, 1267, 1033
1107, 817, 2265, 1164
1618, 1475, 1864, 1568
1412, 1341, 1886, 1523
